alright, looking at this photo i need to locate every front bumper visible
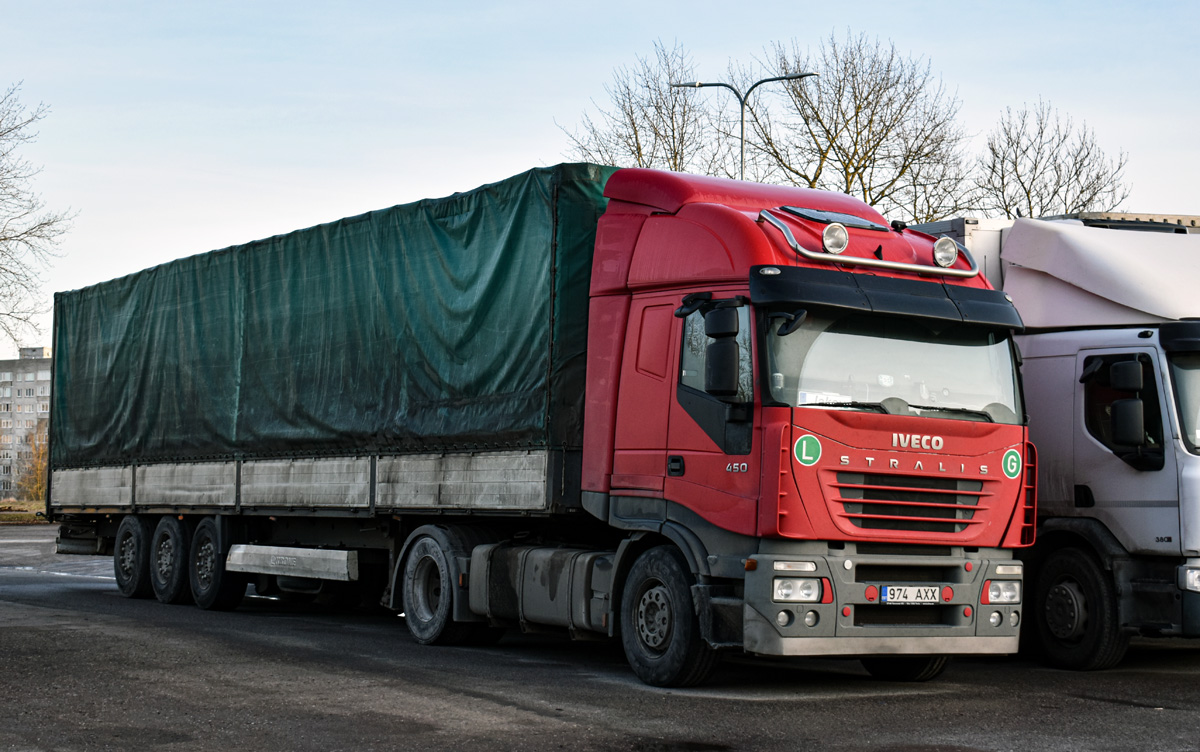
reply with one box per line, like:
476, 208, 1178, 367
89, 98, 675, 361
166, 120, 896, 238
742, 545, 1023, 657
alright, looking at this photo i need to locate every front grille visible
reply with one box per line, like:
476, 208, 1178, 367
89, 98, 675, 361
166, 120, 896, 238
833, 472, 985, 534
854, 543, 952, 557
855, 564, 961, 584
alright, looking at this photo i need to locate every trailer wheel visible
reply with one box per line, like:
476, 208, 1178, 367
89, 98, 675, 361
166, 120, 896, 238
620, 546, 719, 687
150, 516, 193, 605
188, 518, 246, 611
860, 655, 950, 682
402, 536, 472, 645
114, 515, 153, 599
1033, 547, 1128, 670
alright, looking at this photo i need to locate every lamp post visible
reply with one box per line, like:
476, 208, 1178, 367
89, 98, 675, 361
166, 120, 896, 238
672, 73, 816, 180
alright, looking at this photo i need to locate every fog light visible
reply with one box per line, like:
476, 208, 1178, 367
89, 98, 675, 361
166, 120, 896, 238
774, 577, 821, 603
822, 223, 849, 254
804, 610, 819, 627
1010, 611, 1020, 627
933, 236, 958, 267
776, 610, 793, 627
989, 611, 1003, 627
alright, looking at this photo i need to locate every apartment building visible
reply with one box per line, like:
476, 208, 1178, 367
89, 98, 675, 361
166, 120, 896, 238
0, 347, 51, 494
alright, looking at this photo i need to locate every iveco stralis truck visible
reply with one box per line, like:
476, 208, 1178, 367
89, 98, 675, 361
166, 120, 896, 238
916, 213, 1200, 670
49, 164, 1034, 686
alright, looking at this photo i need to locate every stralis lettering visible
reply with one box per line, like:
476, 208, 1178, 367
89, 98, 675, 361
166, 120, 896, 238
840, 455, 990, 475
893, 433, 944, 450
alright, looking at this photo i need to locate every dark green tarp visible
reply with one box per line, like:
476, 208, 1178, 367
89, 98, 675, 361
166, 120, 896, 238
51, 163, 616, 468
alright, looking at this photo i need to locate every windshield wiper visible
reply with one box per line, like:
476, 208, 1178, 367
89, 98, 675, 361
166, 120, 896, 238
795, 401, 887, 414
905, 403, 995, 422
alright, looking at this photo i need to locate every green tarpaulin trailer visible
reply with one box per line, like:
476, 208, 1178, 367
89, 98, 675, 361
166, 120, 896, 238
50, 163, 615, 513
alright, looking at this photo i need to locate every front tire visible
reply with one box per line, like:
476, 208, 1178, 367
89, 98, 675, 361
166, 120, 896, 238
620, 546, 719, 687
150, 516, 193, 605
188, 517, 246, 611
114, 515, 153, 599
1033, 547, 1128, 670
861, 655, 950, 682
402, 535, 472, 645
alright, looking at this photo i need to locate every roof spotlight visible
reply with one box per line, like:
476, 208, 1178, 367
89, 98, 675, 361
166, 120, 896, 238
822, 223, 849, 255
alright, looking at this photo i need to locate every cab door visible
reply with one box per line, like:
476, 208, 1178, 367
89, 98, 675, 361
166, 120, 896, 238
664, 302, 760, 535
1073, 348, 1180, 555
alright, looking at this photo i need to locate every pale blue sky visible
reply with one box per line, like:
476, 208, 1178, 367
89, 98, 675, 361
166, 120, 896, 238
2, 1, 1196, 353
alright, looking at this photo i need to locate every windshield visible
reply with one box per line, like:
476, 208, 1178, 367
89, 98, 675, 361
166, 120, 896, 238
1169, 353, 1200, 454
765, 311, 1022, 424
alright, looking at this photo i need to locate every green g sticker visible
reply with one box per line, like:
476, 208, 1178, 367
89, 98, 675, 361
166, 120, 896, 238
794, 435, 822, 467
1002, 449, 1022, 479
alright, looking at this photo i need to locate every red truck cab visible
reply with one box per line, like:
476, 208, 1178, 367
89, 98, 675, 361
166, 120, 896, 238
581, 168, 1035, 683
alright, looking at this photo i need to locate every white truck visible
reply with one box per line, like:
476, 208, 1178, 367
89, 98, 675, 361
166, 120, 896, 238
914, 213, 1200, 669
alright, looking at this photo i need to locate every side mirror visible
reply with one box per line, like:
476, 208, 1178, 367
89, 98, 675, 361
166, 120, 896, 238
1110, 360, 1143, 392
1111, 398, 1145, 447
704, 307, 739, 339
705, 338, 740, 397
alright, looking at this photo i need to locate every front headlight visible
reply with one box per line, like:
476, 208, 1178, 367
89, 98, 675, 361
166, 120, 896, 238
1182, 568, 1200, 593
774, 577, 821, 603
985, 580, 1021, 604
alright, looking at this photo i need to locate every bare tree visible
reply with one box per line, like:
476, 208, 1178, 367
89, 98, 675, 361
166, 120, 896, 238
975, 99, 1129, 218
0, 84, 68, 343
564, 37, 1132, 225
561, 41, 734, 175
748, 32, 974, 223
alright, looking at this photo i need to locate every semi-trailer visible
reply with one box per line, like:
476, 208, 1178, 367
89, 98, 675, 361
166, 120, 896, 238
50, 164, 1034, 686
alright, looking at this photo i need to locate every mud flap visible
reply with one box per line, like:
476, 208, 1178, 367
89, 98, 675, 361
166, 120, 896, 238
692, 583, 742, 649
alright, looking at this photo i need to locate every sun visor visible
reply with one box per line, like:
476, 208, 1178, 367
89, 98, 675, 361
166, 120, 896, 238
749, 266, 1022, 329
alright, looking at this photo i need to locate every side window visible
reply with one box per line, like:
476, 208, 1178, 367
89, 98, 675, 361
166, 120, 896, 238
1082, 354, 1163, 453
680, 307, 753, 402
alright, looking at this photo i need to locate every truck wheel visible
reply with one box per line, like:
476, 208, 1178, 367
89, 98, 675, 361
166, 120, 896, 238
188, 517, 246, 611
620, 546, 720, 687
1034, 547, 1129, 670
150, 516, 193, 605
114, 515, 153, 598
860, 655, 950, 682
402, 536, 472, 645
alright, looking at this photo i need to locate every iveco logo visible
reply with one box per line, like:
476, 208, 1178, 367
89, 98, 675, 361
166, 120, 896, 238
893, 433, 944, 450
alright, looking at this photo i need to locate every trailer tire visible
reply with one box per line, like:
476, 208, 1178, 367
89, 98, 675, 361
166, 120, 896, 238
114, 515, 154, 599
620, 546, 719, 687
1033, 547, 1128, 670
860, 655, 950, 682
402, 535, 472, 645
189, 518, 246, 611
150, 516, 193, 605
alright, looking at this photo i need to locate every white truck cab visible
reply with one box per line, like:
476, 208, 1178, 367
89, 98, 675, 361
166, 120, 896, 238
914, 214, 1200, 669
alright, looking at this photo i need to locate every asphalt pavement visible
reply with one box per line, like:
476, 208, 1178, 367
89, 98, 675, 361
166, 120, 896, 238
3, 523, 1200, 751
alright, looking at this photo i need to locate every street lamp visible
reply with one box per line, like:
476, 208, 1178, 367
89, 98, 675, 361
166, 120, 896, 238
672, 73, 816, 180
